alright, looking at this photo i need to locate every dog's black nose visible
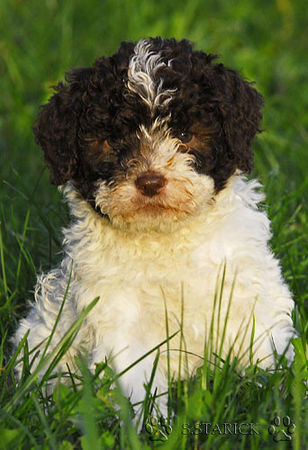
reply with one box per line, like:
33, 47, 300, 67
135, 172, 166, 197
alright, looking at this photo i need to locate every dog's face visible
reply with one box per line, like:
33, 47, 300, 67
34, 38, 263, 232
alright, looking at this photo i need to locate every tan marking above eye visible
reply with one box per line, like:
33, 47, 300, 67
88, 139, 116, 162
89, 139, 111, 151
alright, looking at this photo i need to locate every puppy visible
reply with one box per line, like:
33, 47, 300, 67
13, 37, 295, 413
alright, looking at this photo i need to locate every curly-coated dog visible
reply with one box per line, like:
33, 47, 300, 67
13, 37, 295, 413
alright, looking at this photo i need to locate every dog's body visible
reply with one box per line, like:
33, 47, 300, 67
13, 38, 295, 409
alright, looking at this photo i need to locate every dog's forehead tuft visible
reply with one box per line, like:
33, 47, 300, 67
127, 39, 177, 113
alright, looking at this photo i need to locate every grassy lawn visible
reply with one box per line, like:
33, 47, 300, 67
0, 0, 307, 448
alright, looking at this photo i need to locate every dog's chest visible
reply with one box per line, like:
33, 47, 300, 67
72, 225, 231, 337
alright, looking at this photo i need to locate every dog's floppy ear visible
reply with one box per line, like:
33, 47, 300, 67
33, 68, 92, 185
215, 65, 264, 173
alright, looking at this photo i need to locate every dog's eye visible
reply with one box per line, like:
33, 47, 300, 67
179, 131, 193, 143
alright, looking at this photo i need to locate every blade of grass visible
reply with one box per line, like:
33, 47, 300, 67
77, 357, 100, 450
31, 393, 57, 450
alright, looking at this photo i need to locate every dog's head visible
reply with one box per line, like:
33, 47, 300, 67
34, 37, 263, 232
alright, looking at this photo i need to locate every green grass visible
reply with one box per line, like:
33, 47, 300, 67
0, 0, 307, 448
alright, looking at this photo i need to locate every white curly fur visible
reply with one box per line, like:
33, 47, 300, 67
13, 173, 295, 411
